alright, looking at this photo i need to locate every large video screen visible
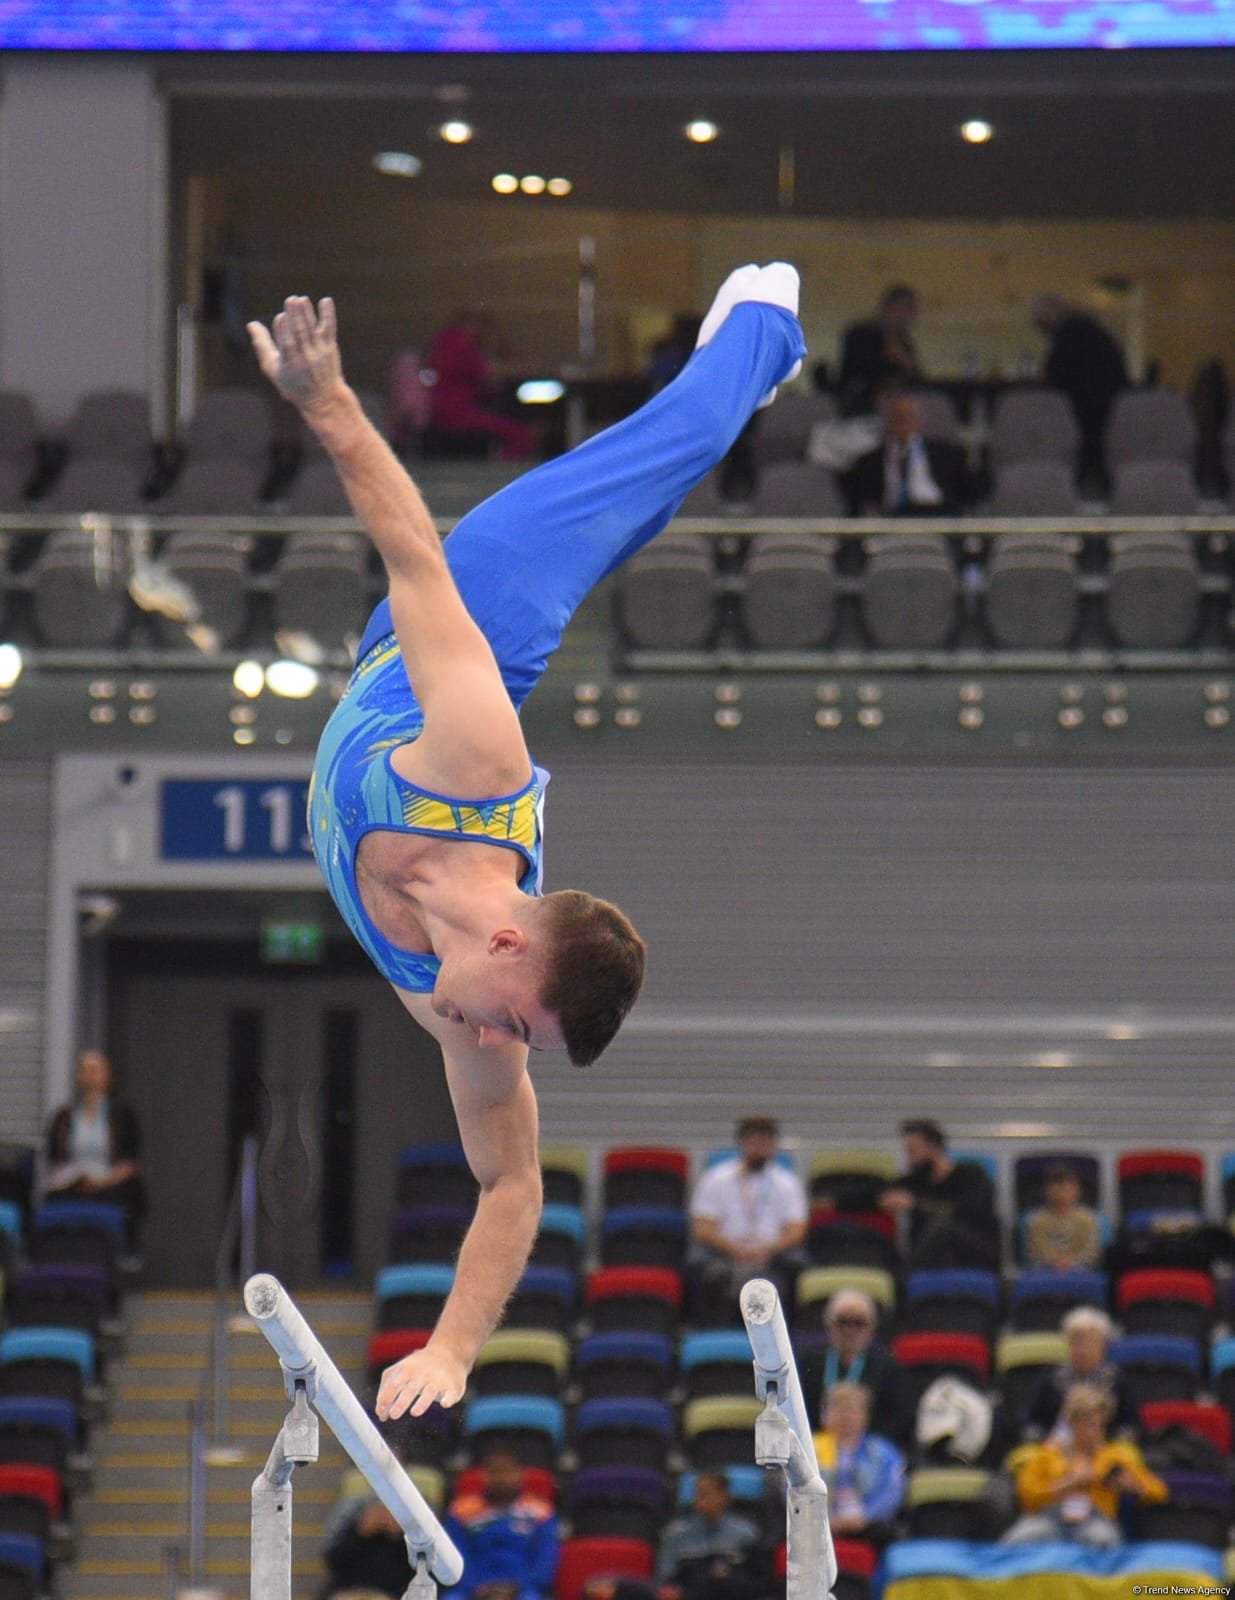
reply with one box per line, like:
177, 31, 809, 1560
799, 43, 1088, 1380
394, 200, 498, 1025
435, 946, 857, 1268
3, 1, 1234, 52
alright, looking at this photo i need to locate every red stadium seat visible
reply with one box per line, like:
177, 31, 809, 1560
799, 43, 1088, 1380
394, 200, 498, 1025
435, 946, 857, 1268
891, 1332, 991, 1405
586, 1268, 683, 1336
0, 1464, 61, 1520
555, 1535, 654, 1600
602, 1148, 689, 1209
834, 1537, 879, 1578
1116, 1269, 1215, 1342
1142, 1400, 1232, 1455
1117, 1150, 1204, 1215
365, 1328, 431, 1382
451, 1463, 557, 1504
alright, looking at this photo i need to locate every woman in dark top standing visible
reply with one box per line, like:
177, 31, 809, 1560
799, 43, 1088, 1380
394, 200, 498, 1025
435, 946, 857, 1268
46, 1049, 145, 1244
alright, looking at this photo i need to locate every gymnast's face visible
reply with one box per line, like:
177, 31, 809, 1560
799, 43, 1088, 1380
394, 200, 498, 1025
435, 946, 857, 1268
432, 928, 565, 1053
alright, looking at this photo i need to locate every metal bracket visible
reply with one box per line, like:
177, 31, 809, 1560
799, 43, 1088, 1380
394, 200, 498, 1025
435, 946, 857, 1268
404, 1550, 438, 1598
280, 1381, 319, 1466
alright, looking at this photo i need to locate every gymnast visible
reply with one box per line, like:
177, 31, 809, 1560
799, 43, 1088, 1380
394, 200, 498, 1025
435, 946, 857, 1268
247, 264, 806, 1421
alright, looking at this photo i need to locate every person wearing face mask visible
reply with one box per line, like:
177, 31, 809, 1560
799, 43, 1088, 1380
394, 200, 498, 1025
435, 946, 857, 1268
687, 1116, 808, 1324
800, 1290, 908, 1447
879, 1118, 1000, 1273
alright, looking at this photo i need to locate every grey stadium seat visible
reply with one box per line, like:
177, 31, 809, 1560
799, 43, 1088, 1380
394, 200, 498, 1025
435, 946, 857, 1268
740, 534, 838, 649
755, 392, 835, 467
984, 534, 1079, 649
40, 457, 147, 516
1106, 390, 1196, 467
156, 458, 266, 515
64, 390, 152, 466
860, 533, 958, 649
274, 533, 370, 654
754, 461, 844, 516
181, 387, 273, 465
0, 391, 39, 462
614, 533, 717, 650
1105, 534, 1200, 648
1110, 459, 1200, 516
677, 472, 736, 518
910, 388, 961, 444
0, 459, 32, 512
31, 529, 129, 647
989, 390, 1079, 468
284, 459, 354, 516
986, 460, 1080, 517
150, 531, 253, 649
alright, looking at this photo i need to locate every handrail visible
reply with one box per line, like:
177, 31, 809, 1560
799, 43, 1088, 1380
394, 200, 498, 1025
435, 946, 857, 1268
741, 1278, 835, 1599
244, 1271, 463, 1588
186, 1133, 259, 1588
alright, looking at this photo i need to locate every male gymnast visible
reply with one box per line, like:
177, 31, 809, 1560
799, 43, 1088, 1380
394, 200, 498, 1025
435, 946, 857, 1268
247, 263, 805, 1422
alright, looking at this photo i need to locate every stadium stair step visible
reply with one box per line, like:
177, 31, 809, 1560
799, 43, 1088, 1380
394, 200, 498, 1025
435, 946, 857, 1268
57, 1288, 373, 1600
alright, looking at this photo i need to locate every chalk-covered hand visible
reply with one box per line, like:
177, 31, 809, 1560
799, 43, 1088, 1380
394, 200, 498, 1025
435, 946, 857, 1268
247, 294, 344, 414
376, 1343, 469, 1420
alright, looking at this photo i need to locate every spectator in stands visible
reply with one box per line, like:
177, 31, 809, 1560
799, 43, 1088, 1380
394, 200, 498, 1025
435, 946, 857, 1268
838, 389, 970, 516
1004, 1383, 1166, 1548
45, 1047, 145, 1247
879, 1118, 999, 1272
811, 1381, 905, 1546
1024, 1308, 1140, 1442
655, 1471, 769, 1600
322, 1490, 413, 1598
800, 1289, 907, 1446
1024, 1160, 1102, 1273
1031, 293, 1128, 492
426, 310, 535, 461
839, 284, 925, 416
687, 1115, 808, 1325
442, 1448, 558, 1598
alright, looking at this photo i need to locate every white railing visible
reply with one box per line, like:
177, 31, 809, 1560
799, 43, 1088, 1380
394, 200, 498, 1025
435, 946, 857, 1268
243, 1273, 463, 1599
741, 1278, 836, 1600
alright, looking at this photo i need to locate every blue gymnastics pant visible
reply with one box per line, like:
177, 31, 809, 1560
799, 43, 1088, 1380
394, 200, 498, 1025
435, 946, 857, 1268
356, 300, 806, 708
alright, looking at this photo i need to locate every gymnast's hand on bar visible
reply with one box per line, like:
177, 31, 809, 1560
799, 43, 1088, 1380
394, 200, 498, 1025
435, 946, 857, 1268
247, 294, 346, 416
375, 1342, 468, 1420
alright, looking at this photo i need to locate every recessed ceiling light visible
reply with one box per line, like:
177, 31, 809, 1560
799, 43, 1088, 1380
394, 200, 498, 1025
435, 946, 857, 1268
438, 120, 473, 145
520, 174, 547, 195
491, 172, 519, 194
684, 119, 719, 144
547, 177, 572, 197
959, 118, 994, 145
373, 150, 422, 177
265, 660, 319, 699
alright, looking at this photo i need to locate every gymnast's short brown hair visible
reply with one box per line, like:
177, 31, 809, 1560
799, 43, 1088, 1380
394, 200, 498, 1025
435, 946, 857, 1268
538, 890, 646, 1067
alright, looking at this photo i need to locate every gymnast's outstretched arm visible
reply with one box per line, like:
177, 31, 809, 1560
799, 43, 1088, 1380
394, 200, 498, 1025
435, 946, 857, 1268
248, 295, 531, 797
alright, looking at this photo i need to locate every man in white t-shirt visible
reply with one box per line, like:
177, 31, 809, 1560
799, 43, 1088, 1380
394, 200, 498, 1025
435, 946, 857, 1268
687, 1116, 809, 1324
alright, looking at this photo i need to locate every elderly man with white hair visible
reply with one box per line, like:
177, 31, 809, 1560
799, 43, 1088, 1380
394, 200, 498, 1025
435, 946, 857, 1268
800, 1287, 908, 1447
1024, 1307, 1140, 1443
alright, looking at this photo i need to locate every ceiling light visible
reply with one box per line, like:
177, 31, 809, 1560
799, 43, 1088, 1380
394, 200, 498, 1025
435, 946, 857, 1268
233, 727, 256, 746
373, 151, 422, 178
437, 120, 473, 144
492, 172, 518, 194
520, 174, 546, 195
516, 379, 566, 404
0, 644, 23, 690
684, 119, 719, 144
265, 660, 319, 699
233, 660, 265, 699
547, 177, 572, 197
960, 119, 994, 145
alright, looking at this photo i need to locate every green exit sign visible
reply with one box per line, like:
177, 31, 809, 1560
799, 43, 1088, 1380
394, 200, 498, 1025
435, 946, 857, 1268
261, 919, 325, 964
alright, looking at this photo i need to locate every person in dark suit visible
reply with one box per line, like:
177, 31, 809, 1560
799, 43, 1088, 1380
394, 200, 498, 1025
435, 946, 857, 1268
839, 393, 969, 517
45, 1048, 146, 1246
1032, 293, 1128, 492
839, 284, 924, 415
800, 1288, 909, 1447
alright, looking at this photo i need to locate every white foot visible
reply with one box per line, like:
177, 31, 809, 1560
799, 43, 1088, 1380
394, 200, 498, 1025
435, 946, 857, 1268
696, 261, 803, 408
696, 263, 761, 349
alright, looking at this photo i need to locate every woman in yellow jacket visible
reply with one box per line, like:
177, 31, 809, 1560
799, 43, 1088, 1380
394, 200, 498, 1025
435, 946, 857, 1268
1003, 1383, 1167, 1548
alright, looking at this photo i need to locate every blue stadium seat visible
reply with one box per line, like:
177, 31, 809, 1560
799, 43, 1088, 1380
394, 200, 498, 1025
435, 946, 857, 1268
504, 1266, 577, 1332
575, 1333, 674, 1401
1008, 1268, 1107, 1332
600, 1207, 686, 1270
387, 1204, 473, 1265
0, 1205, 21, 1245
462, 1396, 564, 1472
374, 1264, 454, 1331
1109, 1333, 1203, 1404
396, 1144, 477, 1208
530, 1204, 586, 1272
0, 1330, 95, 1383
29, 1200, 124, 1272
679, 1330, 755, 1400
573, 1398, 674, 1473
678, 1464, 767, 1510
566, 1466, 669, 1544
0, 1530, 43, 1582
951, 1151, 998, 1186
902, 1269, 1001, 1338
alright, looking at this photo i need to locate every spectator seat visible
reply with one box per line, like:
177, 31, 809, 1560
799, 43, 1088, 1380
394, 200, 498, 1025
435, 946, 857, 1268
1141, 1400, 1231, 1455
1013, 1153, 1102, 1213
890, 1332, 991, 1408
462, 1396, 564, 1473
989, 390, 1080, 469
753, 463, 844, 516
0, 1399, 78, 1478
754, 391, 836, 467
681, 1395, 763, 1470
471, 1330, 570, 1399
739, 531, 838, 647
1106, 389, 1197, 467
794, 1266, 896, 1328
1117, 1151, 1204, 1216
808, 1152, 898, 1211
387, 1204, 473, 1267
586, 1269, 682, 1338
807, 1209, 898, 1275
554, 1535, 654, 1600
613, 536, 717, 651
40, 457, 147, 515
364, 1328, 430, 1386
6, 1265, 112, 1339
1115, 1269, 1215, 1343
0, 1329, 95, 1412
985, 461, 1081, 516
901, 1270, 1001, 1340
374, 1264, 453, 1331
539, 1147, 588, 1208
574, 1333, 673, 1403
0, 1533, 42, 1600
679, 1330, 757, 1401
529, 1204, 586, 1274
397, 1144, 478, 1208
602, 1149, 689, 1212
504, 1267, 577, 1334
994, 1332, 1067, 1423
1104, 537, 1201, 649
1007, 1268, 1107, 1333
599, 1207, 686, 1271
452, 1463, 556, 1506
565, 1466, 668, 1543
904, 1468, 996, 1540
30, 533, 130, 650
273, 532, 370, 656
1202, 1336, 1235, 1417
860, 534, 959, 650
1110, 460, 1201, 515
983, 533, 1080, 648
1137, 1471, 1233, 1550
572, 1399, 673, 1474
1108, 1333, 1203, 1405
64, 389, 152, 467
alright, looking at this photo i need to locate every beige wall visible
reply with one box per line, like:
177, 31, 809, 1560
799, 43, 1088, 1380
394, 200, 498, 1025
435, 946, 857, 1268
186, 176, 1235, 394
